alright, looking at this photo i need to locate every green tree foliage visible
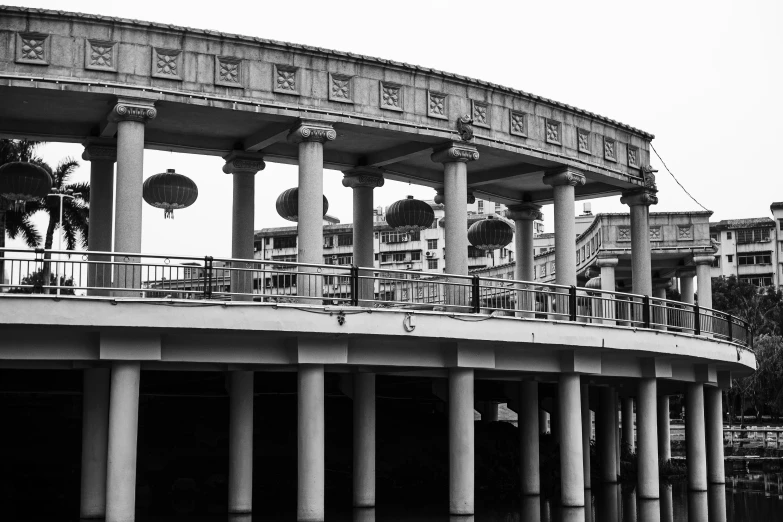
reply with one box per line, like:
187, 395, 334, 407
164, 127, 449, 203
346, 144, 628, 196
7, 267, 75, 295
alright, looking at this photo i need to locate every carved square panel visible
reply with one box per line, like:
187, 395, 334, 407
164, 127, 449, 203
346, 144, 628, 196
274, 64, 299, 95
604, 137, 617, 162
618, 226, 631, 242
152, 48, 182, 80
545, 119, 561, 145
649, 226, 662, 241
577, 128, 591, 154
16, 32, 50, 65
329, 73, 353, 103
85, 39, 117, 72
677, 225, 693, 241
550, 262, 556, 274
627, 145, 639, 168
427, 90, 448, 119
379, 81, 403, 111
215, 56, 242, 88
472, 100, 489, 128
509, 110, 527, 137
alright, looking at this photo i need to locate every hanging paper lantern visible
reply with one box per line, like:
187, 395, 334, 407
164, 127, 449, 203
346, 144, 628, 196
276, 187, 329, 222
385, 196, 435, 232
585, 277, 602, 290
0, 161, 53, 210
468, 215, 513, 250
143, 169, 198, 219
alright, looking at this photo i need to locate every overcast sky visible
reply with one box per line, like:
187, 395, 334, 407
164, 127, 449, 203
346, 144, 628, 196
5, 0, 782, 259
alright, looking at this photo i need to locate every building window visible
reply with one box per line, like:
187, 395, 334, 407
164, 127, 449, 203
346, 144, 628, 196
468, 246, 484, 258
411, 251, 422, 261
712, 256, 720, 268
727, 254, 733, 263
736, 228, 770, 244
427, 239, 438, 250
500, 248, 507, 259
427, 259, 438, 270
495, 202, 501, 212
740, 275, 773, 287
338, 234, 353, 246
430, 218, 439, 229
393, 253, 406, 262
710, 233, 719, 242
727, 232, 732, 240
323, 236, 333, 248
738, 252, 772, 265
274, 236, 297, 249
477, 200, 484, 213
265, 238, 270, 245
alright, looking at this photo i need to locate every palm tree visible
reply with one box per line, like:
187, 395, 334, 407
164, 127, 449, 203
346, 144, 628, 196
0, 139, 45, 249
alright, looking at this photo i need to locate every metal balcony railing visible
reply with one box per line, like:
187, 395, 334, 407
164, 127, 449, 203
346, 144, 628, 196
0, 248, 752, 349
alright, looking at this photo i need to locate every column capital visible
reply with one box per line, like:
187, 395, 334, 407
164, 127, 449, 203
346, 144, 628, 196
677, 267, 697, 278
542, 167, 585, 188
506, 202, 543, 222
82, 139, 117, 162
288, 119, 337, 144
620, 187, 658, 207
693, 254, 716, 266
341, 167, 385, 189
595, 256, 619, 268
109, 98, 157, 123
222, 151, 266, 175
434, 188, 475, 205
653, 277, 673, 290
431, 142, 479, 164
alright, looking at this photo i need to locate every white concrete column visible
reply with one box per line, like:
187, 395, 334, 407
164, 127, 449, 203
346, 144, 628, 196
653, 280, 669, 330
507, 203, 542, 317
658, 395, 671, 462
679, 270, 696, 305
705, 386, 726, 484
621, 397, 635, 454
620, 188, 657, 296
80, 368, 110, 519
694, 254, 715, 335
110, 100, 156, 294
105, 361, 141, 522
449, 367, 474, 515
223, 153, 265, 301
707, 484, 727, 522
290, 121, 336, 301
637, 378, 659, 499
596, 256, 618, 325
685, 383, 708, 491
581, 381, 591, 490
543, 168, 585, 287
298, 364, 325, 521
353, 372, 376, 507
432, 143, 478, 278
539, 408, 549, 434
598, 387, 617, 483
342, 169, 384, 306
228, 371, 254, 513
558, 373, 585, 507
83, 142, 116, 296
519, 380, 540, 495
661, 484, 674, 522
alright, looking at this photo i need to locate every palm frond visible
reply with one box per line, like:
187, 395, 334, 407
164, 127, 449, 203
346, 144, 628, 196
65, 182, 91, 204
53, 157, 80, 188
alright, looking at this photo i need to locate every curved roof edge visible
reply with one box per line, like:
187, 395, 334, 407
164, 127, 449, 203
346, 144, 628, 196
1, 5, 655, 141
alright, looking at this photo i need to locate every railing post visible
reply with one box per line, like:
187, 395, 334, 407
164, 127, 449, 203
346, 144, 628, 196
727, 314, 733, 343
472, 275, 481, 314
204, 256, 213, 299
350, 265, 359, 307
642, 295, 651, 328
694, 304, 701, 336
568, 285, 577, 321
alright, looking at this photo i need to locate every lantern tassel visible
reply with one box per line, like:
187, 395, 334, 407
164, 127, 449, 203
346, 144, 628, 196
164, 209, 173, 219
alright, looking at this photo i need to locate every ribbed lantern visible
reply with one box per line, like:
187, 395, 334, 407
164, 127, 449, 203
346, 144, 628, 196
585, 277, 602, 290
468, 215, 513, 250
142, 169, 198, 219
0, 161, 53, 210
385, 196, 435, 232
276, 187, 329, 222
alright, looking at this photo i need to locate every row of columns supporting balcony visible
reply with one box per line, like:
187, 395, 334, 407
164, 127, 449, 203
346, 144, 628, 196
76, 97, 725, 522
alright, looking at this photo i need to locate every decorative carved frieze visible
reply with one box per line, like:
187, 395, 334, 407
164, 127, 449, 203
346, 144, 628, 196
509, 110, 527, 137
329, 73, 353, 103
471, 100, 489, 128
82, 142, 117, 162
603, 137, 616, 162
542, 167, 585, 188
506, 203, 543, 222
545, 119, 561, 145
86, 40, 117, 72
618, 227, 631, 242
641, 165, 658, 191
222, 151, 266, 175
288, 120, 337, 144
677, 225, 693, 240
152, 48, 182, 80
109, 100, 157, 123
620, 187, 658, 207
379, 81, 402, 111
16, 32, 50, 65
577, 128, 591, 154
427, 91, 447, 119
216, 56, 242, 88
431, 142, 479, 164
342, 168, 385, 189
274, 64, 299, 94
649, 226, 662, 241
627, 145, 639, 168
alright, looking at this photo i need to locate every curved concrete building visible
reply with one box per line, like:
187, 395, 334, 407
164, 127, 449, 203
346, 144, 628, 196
0, 7, 754, 522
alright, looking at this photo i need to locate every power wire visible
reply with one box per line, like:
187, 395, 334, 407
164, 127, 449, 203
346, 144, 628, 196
649, 143, 710, 212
